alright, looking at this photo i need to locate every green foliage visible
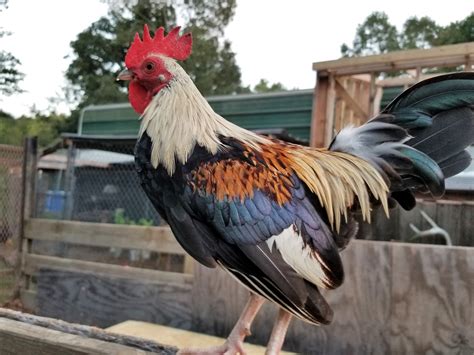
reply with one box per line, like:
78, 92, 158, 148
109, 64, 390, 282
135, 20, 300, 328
253, 79, 286, 93
0, 1, 24, 96
341, 12, 400, 57
434, 13, 474, 45
342, 11, 474, 57
0, 111, 68, 147
66, 0, 242, 108
113, 208, 153, 226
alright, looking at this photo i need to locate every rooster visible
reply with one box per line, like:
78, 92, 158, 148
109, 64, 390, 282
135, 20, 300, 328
118, 25, 474, 354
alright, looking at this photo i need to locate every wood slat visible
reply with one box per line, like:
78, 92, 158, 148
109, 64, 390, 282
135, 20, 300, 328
24, 253, 192, 285
24, 218, 186, 255
313, 42, 474, 74
19, 289, 37, 313
35, 269, 193, 329
335, 78, 368, 118
0, 318, 155, 355
390, 243, 474, 354
0, 308, 176, 354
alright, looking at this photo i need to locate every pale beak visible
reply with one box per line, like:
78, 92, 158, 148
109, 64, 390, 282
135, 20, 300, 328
117, 69, 134, 81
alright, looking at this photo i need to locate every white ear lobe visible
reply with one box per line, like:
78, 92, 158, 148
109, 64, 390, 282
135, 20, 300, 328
158, 74, 166, 82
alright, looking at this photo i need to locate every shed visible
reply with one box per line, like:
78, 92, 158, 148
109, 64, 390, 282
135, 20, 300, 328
78, 90, 314, 143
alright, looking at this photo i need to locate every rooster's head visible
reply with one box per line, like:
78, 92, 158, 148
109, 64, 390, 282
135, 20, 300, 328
118, 25, 192, 114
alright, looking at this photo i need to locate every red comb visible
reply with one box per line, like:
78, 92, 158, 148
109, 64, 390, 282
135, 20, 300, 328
125, 25, 192, 68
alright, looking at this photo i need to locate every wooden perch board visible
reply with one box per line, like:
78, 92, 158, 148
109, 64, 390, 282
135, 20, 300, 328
0, 308, 177, 354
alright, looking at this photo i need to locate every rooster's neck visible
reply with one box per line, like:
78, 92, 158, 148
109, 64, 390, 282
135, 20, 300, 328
139, 61, 267, 175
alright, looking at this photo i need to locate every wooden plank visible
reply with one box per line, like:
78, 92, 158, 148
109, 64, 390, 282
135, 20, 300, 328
313, 42, 474, 75
192, 240, 392, 353
435, 200, 463, 245
24, 219, 186, 255
19, 289, 37, 312
324, 74, 337, 145
24, 253, 192, 285
460, 201, 474, 246
390, 243, 474, 354
183, 255, 195, 275
35, 269, 192, 329
335, 78, 368, 119
107, 321, 296, 354
0, 308, 176, 354
0, 318, 154, 355
292, 240, 392, 354
310, 74, 329, 147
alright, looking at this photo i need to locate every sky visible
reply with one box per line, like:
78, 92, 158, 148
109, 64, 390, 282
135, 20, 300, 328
0, 0, 473, 118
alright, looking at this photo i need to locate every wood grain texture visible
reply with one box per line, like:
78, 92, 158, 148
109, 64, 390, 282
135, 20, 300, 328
460, 201, 474, 247
390, 243, 474, 354
25, 219, 185, 255
369, 200, 473, 246
0, 309, 177, 354
36, 269, 192, 329
191, 240, 392, 354
24, 253, 192, 285
284, 240, 392, 354
191, 240, 474, 354
313, 42, 474, 74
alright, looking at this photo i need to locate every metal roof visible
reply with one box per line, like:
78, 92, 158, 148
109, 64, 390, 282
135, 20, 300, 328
78, 89, 314, 143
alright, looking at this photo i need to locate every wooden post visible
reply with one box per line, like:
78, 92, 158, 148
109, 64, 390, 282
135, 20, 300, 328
13, 137, 37, 300
310, 71, 329, 147
324, 74, 337, 146
466, 54, 473, 71
369, 72, 377, 117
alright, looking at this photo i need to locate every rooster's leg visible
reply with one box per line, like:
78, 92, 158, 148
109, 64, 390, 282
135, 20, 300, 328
265, 309, 292, 355
178, 292, 265, 355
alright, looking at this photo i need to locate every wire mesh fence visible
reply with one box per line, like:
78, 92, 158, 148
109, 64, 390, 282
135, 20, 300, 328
35, 136, 161, 226
33, 135, 184, 272
0, 143, 24, 304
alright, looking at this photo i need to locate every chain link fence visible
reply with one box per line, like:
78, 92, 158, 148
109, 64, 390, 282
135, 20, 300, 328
0, 143, 24, 304
35, 136, 161, 226
33, 135, 184, 272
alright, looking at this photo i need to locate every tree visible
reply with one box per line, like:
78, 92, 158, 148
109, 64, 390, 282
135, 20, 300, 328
341, 12, 400, 57
253, 79, 286, 93
435, 13, 474, 45
66, 0, 242, 108
342, 11, 474, 57
0, 111, 67, 147
0, 1, 24, 96
400, 16, 440, 49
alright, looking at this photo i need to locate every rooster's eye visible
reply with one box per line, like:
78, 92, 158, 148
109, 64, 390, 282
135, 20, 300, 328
144, 61, 155, 73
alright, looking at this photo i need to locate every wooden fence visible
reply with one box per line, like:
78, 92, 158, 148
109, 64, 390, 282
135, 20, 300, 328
16, 218, 474, 354
363, 199, 474, 246
19, 218, 194, 329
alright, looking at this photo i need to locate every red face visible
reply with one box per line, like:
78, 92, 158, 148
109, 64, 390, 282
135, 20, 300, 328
118, 25, 192, 114
118, 56, 172, 114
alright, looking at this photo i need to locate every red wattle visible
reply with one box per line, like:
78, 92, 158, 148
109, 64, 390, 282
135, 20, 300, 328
129, 81, 152, 115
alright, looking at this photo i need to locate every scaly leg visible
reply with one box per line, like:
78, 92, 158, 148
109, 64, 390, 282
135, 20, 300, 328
178, 292, 266, 355
265, 309, 292, 355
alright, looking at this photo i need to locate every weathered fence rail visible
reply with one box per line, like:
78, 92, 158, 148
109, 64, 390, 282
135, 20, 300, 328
16, 218, 474, 354
18, 218, 194, 329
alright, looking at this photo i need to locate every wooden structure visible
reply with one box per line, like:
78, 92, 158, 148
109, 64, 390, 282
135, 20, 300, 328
193, 240, 474, 354
19, 219, 194, 329
11, 219, 474, 354
107, 320, 295, 354
310, 42, 474, 147
0, 308, 176, 354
